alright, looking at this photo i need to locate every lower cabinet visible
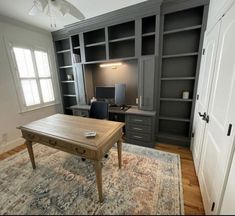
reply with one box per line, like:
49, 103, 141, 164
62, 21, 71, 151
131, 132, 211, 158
125, 114, 155, 148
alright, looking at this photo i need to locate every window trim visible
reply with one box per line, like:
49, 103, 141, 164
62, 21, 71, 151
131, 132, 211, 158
8, 42, 60, 113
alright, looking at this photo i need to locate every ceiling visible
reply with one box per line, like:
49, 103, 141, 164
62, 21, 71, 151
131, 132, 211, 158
0, 0, 147, 32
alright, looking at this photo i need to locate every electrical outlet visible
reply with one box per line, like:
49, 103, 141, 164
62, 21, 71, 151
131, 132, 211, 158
136, 98, 139, 105
1, 133, 8, 145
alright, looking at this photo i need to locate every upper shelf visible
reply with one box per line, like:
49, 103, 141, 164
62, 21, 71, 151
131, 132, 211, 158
163, 25, 202, 35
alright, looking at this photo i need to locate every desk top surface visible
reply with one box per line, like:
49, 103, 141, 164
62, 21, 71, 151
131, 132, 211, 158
19, 114, 124, 150
70, 104, 156, 116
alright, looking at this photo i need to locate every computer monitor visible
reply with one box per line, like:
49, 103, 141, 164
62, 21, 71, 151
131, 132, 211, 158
95, 86, 115, 100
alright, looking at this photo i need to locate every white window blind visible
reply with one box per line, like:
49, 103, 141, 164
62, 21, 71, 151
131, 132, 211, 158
12, 47, 56, 111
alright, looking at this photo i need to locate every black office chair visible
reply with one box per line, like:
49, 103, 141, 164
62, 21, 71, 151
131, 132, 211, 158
82, 101, 109, 162
89, 101, 109, 119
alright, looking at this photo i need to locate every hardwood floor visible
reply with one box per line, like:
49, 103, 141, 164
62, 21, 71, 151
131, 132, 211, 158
156, 143, 204, 215
0, 143, 204, 215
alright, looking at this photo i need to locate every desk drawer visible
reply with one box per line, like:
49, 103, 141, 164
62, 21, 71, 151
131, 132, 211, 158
126, 132, 151, 142
126, 115, 152, 126
126, 124, 152, 134
73, 109, 89, 117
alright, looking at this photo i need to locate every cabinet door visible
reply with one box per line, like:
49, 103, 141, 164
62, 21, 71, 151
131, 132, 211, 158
74, 64, 86, 104
139, 56, 155, 111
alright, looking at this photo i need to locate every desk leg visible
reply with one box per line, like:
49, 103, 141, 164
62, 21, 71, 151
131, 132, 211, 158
25, 140, 36, 169
94, 160, 103, 202
117, 140, 122, 169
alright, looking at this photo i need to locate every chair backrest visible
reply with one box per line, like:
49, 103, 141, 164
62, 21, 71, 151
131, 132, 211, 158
89, 101, 109, 119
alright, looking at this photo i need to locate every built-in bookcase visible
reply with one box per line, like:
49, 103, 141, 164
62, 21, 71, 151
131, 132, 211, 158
157, 6, 205, 146
55, 38, 77, 115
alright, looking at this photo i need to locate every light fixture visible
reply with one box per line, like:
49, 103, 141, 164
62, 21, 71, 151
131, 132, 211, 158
29, 0, 85, 28
99, 63, 123, 68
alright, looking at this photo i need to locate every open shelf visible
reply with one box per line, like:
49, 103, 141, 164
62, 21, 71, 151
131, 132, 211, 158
61, 80, 75, 83
109, 39, 135, 59
55, 38, 70, 52
57, 51, 72, 67
160, 98, 193, 102
163, 29, 201, 56
164, 6, 204, 32
157, 132, 190, 145
160, 79, 195, 99
142, 32, 155, 37
162, 55, 198, 78
84, 28, 105, 45
59, 65, 73, 69
85, 45, 106, 62
71, 34, 80, 48
109, 36, 135, 43
164, 25, 202, 35
161, 77, 195, 80
159, 116, 190, 122
142, 35, 155, 55
159, 119, 190, 137
142, 15, 156, 34
162, 52, 198, 58
63, 94, 76, 97
160, 100, 192, 119
56, 49, 70, 54
108, 21, 135, 40
85, 41, 106, 47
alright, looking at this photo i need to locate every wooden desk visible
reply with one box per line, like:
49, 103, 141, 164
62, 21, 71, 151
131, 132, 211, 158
19, 114, 124, 202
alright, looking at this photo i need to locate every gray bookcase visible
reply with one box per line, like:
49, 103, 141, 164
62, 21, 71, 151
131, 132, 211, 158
157, 6, 207, 146
55, 38, 78, 115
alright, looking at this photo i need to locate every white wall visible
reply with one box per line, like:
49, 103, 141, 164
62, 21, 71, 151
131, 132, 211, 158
0, 16, 62, 153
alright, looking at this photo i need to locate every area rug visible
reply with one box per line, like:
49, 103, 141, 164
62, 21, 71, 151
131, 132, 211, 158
0, 143, 184, 215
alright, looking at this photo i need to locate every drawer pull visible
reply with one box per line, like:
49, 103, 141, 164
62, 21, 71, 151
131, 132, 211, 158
133, 127, 143, 131
28, 134, 35, 139
134, 119, 143, 122
133, 135, 143, 139
49, 140, 57, 145
75, 148, 86, 155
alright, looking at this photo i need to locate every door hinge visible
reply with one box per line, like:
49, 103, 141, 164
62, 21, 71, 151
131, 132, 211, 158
203, 49, 206, 55
211, 202, 215, 212
192, 132, 195, 138
227, 124, 233, 136
197, 94, 199, 100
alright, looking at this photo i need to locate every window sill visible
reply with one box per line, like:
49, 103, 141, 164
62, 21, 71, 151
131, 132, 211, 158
19, 102, 61, 114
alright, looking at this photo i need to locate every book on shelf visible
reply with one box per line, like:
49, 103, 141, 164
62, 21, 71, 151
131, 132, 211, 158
72, 54, 81, 63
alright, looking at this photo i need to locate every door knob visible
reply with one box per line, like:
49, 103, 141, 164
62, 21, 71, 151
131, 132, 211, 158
198, 112, 206, 118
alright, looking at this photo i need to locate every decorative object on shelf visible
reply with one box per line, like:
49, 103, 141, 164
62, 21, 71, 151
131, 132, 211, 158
67, 74, 73, 81
72, 54, 81, 63
182, 91, 190, 99
29, 0, 85, 28
90, 97, 97, 104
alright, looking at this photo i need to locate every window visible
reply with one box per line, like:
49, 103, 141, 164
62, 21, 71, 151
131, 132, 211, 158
12, 47, 56, 111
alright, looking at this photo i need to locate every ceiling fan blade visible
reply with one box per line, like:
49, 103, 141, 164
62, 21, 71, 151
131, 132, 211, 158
54, 0, 85, 20
38, 0, 48, 10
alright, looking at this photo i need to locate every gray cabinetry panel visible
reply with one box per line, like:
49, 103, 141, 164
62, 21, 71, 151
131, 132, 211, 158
139, 56, 155, 111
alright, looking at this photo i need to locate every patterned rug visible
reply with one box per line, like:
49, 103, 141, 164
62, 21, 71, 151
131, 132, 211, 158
0, 143, 184, 215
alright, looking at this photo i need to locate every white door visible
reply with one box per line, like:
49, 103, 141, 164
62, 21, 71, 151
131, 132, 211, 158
198, 4, 235, 214
191, 22, 221, 174
220, 146, 235, 214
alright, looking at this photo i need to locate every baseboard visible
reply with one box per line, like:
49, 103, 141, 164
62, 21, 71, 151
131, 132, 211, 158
0, 137, 24, 154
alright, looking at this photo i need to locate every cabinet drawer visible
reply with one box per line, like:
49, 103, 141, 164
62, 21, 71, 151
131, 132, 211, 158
126, 115, 152, 126
126, 131, 151, 142
73, 109, 89, 117
126, 124, 152, 134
